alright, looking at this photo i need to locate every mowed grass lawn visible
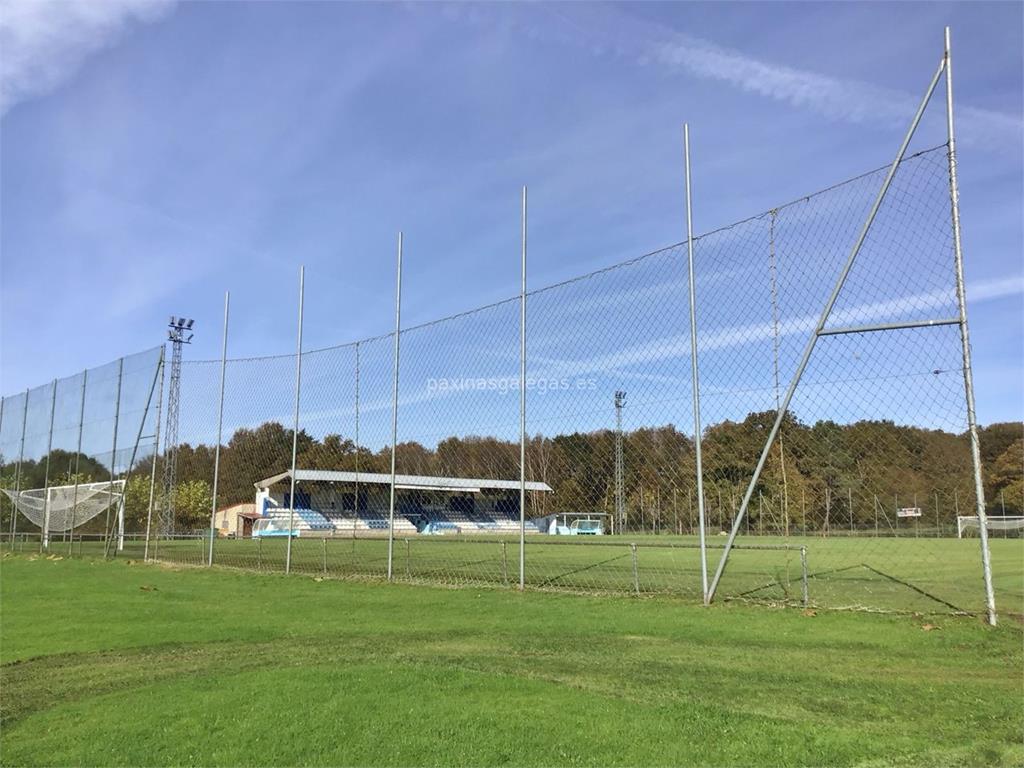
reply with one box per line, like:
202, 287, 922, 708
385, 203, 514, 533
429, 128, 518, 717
1, 554, 1021, 767
86, 532, 1024, 615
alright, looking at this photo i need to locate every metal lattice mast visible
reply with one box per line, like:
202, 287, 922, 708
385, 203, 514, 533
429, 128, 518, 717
160, 316, 193, 536
614, 390, 626, 533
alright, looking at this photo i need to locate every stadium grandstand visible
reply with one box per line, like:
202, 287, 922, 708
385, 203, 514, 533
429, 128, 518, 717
252, 469, 552, 537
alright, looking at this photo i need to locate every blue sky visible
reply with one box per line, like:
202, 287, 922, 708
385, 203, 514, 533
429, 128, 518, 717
1, 0, 1021, 433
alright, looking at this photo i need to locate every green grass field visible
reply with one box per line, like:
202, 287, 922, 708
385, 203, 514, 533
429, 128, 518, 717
39, 531, 1024, 618
1, 552, 1022, 766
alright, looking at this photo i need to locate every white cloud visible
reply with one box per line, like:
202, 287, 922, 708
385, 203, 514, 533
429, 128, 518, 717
0, 0, 175, 115
652, 33, 1021, 147
518, 5, 1023, 150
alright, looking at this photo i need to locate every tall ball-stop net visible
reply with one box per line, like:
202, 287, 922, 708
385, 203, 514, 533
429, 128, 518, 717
3, 481, 125, 533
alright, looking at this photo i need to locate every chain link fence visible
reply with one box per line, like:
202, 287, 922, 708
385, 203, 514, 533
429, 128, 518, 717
4, 124, 1022, 618
1, 348, 163, 555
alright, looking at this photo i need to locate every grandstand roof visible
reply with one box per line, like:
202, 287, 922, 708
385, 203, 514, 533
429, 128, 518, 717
255, 469, 552, 493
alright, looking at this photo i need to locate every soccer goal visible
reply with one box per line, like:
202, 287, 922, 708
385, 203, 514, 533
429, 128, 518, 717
2, 480, 126, 549
537, 512, 609, 536
956, 515, 1024, 538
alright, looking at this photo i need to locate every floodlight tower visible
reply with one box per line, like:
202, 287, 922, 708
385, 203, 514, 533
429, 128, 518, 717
614, 391, 626, 534
159, 316, 193, 536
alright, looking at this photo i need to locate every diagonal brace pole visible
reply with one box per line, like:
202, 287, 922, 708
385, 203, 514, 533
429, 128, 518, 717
706, 54, 947, 603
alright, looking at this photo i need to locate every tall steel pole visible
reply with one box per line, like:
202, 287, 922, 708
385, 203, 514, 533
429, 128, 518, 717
0, 397, 4, 542
387, 234, 403, 581
707, 55, 947, 603
769, 209, 790, 538
40, 379, 57, 550
10, 389, 28, 549
684, 124, 709, 603
353, 340, 360, 540
519, 186, 528, 590
286, 269, 305, 574
68, 369, 88, 554
111, 350, 161, 555
208, 291, 230, 567
101, 360, 124, 557
144, 351, 165, 561
944, 26, 996, 625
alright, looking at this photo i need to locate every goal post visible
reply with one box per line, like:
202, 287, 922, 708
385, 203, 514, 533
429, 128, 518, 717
957, 516, 1024, 538
2, 480, 126, 549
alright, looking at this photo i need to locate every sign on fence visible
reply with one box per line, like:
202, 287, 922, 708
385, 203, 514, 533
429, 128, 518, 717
896, 508, 922, 518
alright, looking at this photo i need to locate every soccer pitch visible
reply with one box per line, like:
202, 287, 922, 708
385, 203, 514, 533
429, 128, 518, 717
52, 532, 1024, 617
2, 554, 1022, 767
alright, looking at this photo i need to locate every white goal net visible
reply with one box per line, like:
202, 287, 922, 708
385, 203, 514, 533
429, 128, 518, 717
3, 481, 125, 540
957, 515, 1024, 538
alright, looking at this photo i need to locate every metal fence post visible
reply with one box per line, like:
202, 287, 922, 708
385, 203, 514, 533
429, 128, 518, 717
387, 234, 403, 582
323, 537, 328, 575
801, 488, 806, 533
631, 543, 640, 595
684, 124, 709, 603
944, 27, 996, 626
404, 537, 410, 579
208, 291, 230, 567
519, 186, 528, 591
707, 55, 946, 603
800, 546, 809, 607
286, 268, 305, 575
144, 351, 165, 562
501, 540, 509, 586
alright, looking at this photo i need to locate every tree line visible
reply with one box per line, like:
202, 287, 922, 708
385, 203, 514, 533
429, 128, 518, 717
1, 416, 1020, 533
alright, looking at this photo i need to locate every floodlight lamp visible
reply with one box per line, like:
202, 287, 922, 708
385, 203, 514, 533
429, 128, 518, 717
186, 319, 194, 329
177, 318, 186, 328
169, 315, 177, 326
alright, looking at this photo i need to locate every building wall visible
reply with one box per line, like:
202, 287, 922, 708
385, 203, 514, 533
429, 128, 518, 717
217, 504, 256, 536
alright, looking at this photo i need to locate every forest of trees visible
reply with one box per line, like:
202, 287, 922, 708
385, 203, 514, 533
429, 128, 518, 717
2, 415, 1019, 534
